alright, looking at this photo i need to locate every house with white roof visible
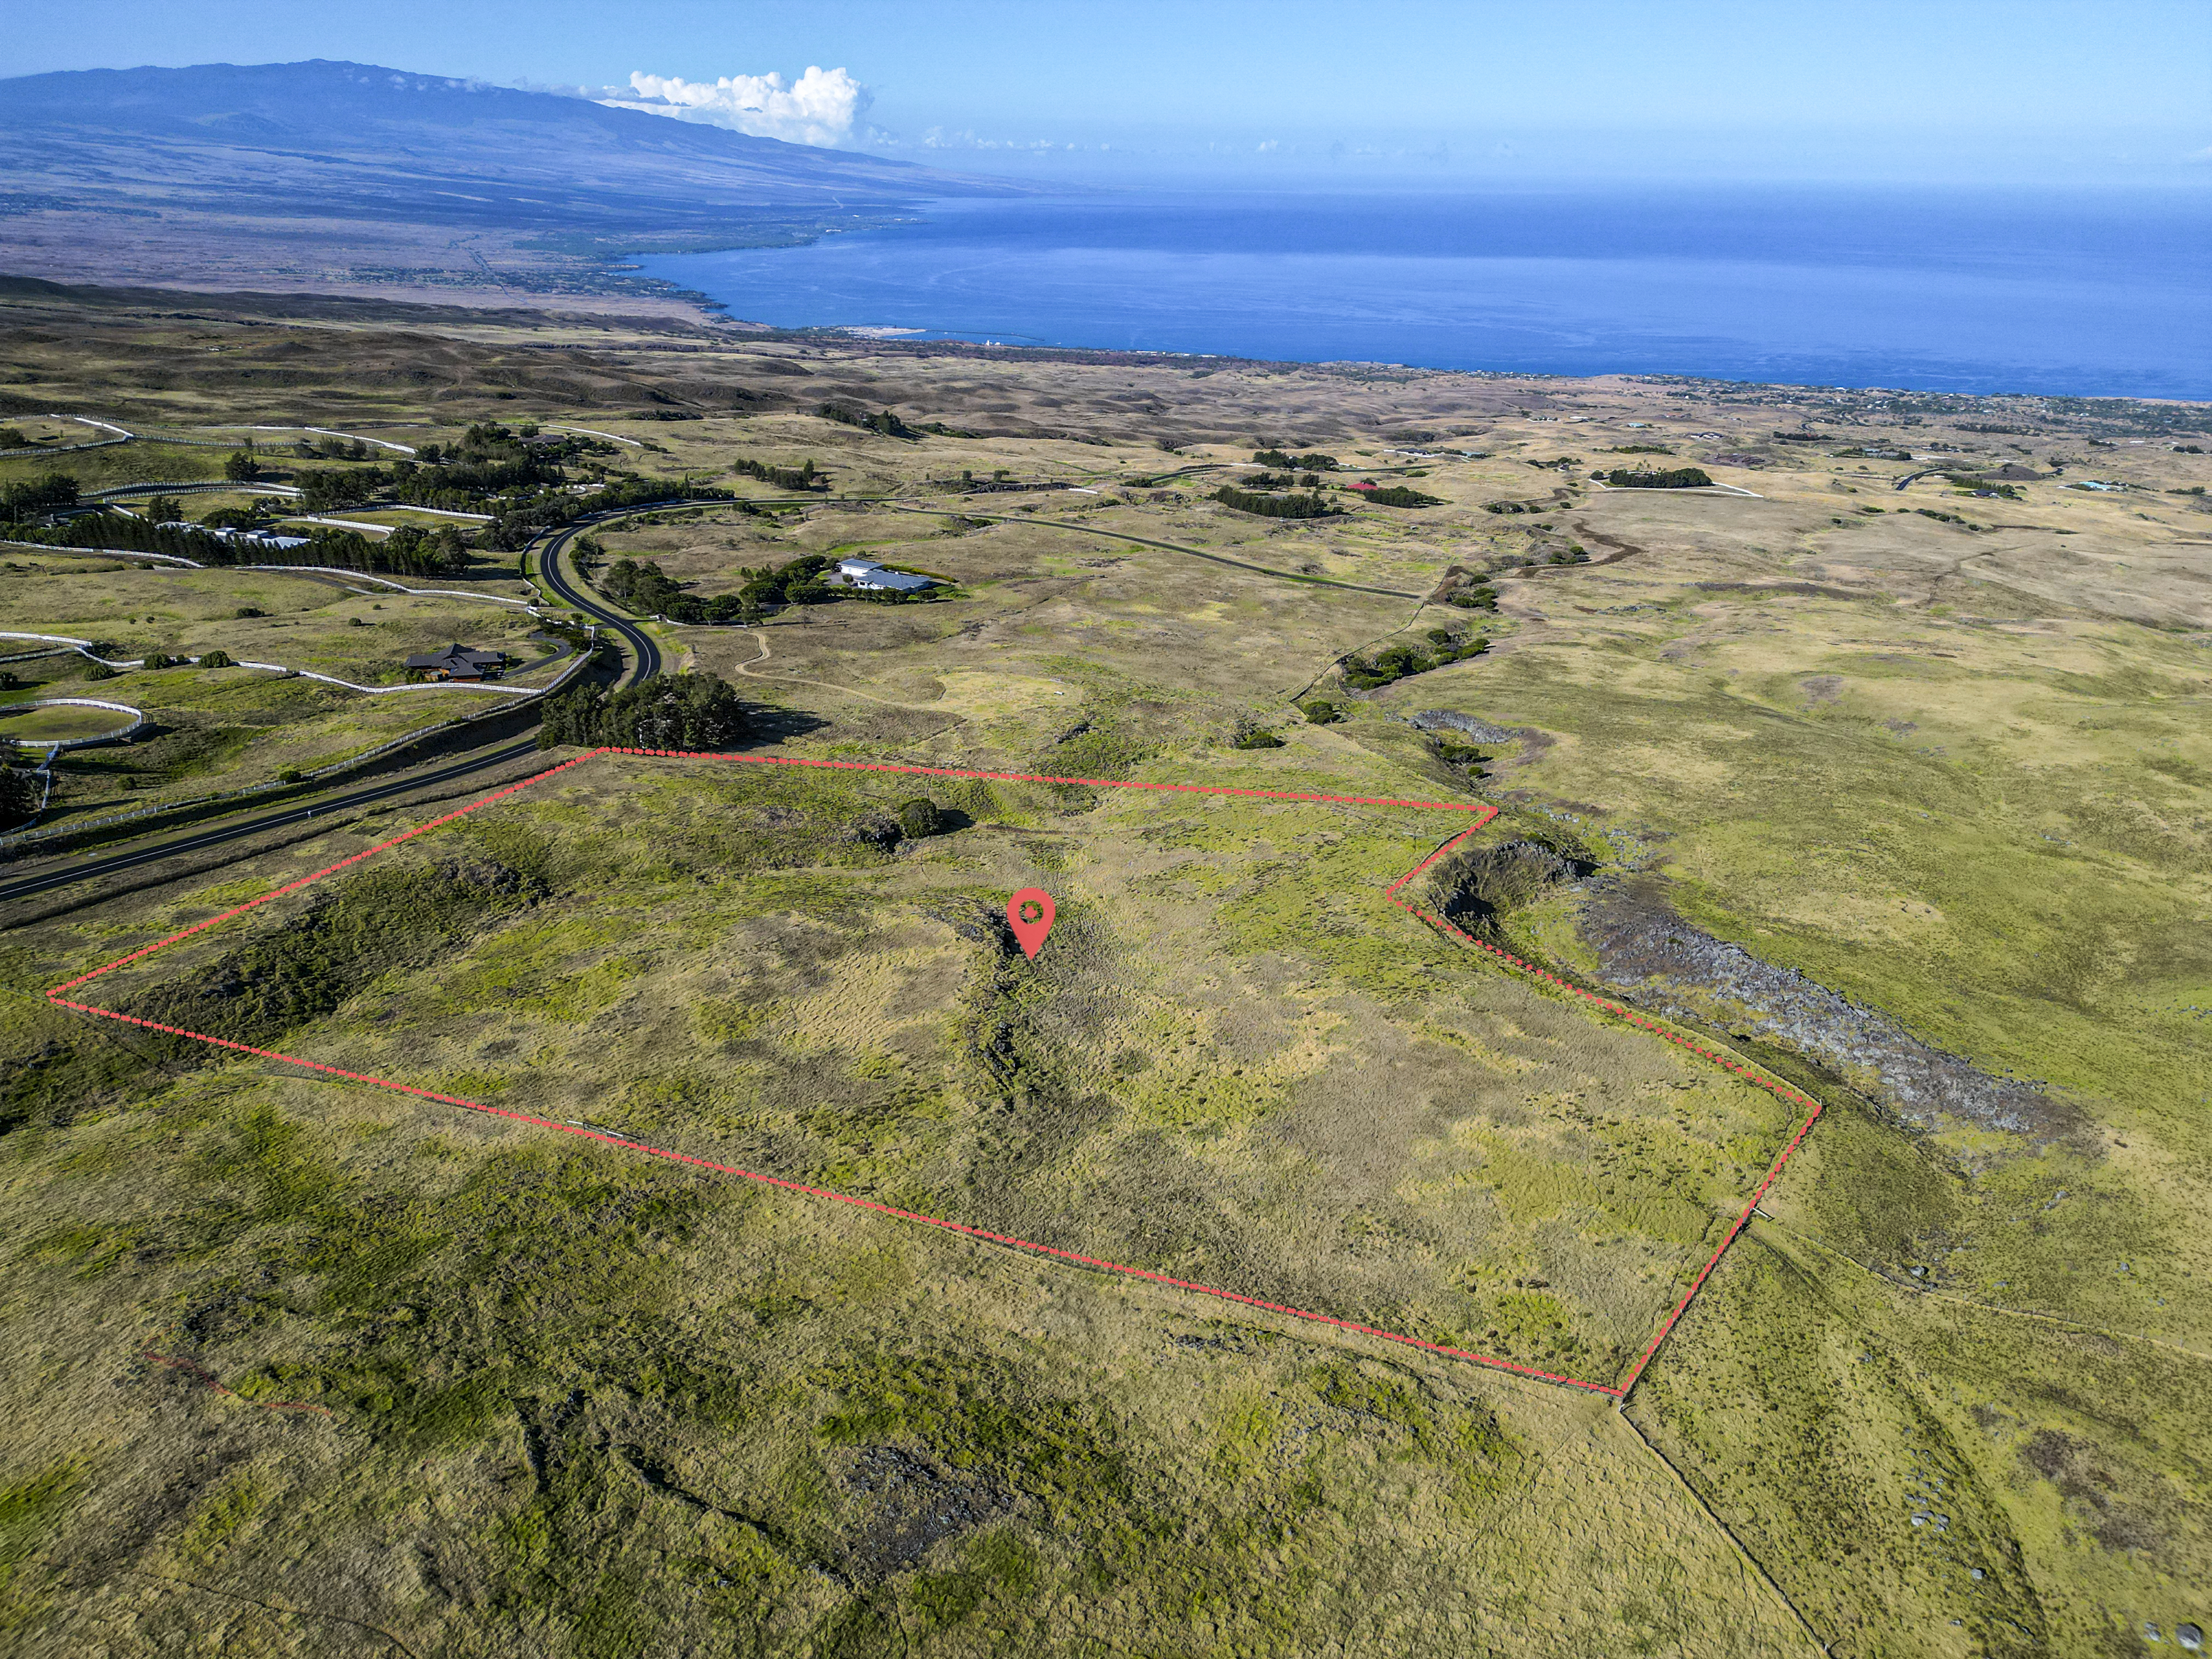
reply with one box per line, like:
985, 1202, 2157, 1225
831, 557, 934, 594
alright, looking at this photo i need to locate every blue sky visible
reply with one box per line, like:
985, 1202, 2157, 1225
7, 0, 2208, 184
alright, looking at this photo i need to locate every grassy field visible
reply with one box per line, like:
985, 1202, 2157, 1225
1, 281, 2206, 1656
0, 751, 1815, 1656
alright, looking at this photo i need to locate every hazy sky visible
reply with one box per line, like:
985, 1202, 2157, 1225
7, 0, 2209, 184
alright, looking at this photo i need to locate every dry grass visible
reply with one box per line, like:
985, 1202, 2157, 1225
1, 284, 2207, 1655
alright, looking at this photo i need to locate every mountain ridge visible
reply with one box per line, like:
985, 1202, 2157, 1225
0, 58, 1030, 316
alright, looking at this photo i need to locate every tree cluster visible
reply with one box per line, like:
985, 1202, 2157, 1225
1604, 466, 1713, 489
1212, 484, 1338, 519
1, 508, 464, 577
1252, 449, 1338, 471
1440, 578, 1500, 611
817, 403, 917, 440
481, 473, 717, 552
740, 554, 836, 610
379, 522, 471, 576
538, 671, 750, 753
598, 557, 759, 625
734, 457, 823, 492
291, 423, 670, 544
295, 436, 374, 461
1, 471, 80, 515
1361, 485, 1443, 508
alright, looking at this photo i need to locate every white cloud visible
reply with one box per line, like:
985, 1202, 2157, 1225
598, 68, 870, 147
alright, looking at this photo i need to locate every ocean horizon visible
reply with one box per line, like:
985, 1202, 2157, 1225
640, 184, 2212, 401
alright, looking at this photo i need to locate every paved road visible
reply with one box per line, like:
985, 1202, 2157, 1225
0, 737, 546, 906
535, 516, 666, 683
1893, 466, 1959, 492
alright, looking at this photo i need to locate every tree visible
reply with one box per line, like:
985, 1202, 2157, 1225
143, 494, 182, 525
896, 798, 944, 837
0, 738, 40, 827
222, 450, 262, 482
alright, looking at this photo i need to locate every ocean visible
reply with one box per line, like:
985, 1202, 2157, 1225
638, 186, 2212, 400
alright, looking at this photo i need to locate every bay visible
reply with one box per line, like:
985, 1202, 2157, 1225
639, 186, 2212, 399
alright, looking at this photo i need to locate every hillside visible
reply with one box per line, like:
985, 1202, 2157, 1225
0, 282, 2206, 1657
0, 60, 1029, 315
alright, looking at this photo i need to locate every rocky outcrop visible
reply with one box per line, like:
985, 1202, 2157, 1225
1577, 878, 2068, 1138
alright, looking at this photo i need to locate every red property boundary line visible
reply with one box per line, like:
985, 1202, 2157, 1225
45, 745, 1821, 1401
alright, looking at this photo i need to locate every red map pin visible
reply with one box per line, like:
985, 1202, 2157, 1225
1006, 888, 1056, 959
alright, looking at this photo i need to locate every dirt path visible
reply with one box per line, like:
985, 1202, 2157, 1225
731, 628, 938, 710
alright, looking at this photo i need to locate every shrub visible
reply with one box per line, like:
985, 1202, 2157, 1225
1301, 699, 1341, 724
896, 798, 945, 837
235, 607, 265, 619
1231, 723, 1284, 750
198, 649, 236, 668
849, 812, 903, 849
1341, 633, 1489, 691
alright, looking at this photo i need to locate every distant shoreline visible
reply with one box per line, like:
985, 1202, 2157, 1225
641, 184, 2212, 402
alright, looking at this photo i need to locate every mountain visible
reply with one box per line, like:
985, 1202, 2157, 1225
0, 60, 1029, 313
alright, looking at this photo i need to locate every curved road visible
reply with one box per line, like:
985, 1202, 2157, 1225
0, 737, 544, 906
536, 516, 663, 682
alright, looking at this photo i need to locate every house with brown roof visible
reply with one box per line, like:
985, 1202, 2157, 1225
404, 643, 506, 681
